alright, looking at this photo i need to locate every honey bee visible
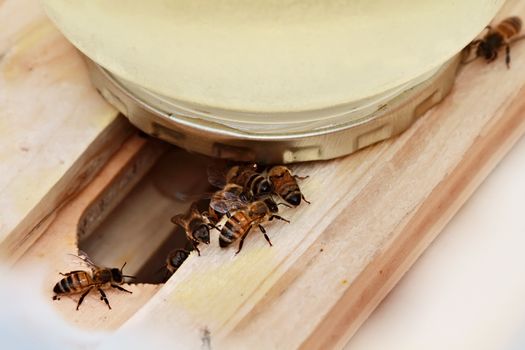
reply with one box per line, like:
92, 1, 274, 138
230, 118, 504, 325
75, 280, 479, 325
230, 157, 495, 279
208, 163, 272, 200
465, 16, 523, 68
165, 249, 191, 275
208, 183, 249, 223
228, 164, 273, 199
219, 196, 290, 254
171, 203, 216, 255
52, 252, 135, 310
267, 166, 310, 207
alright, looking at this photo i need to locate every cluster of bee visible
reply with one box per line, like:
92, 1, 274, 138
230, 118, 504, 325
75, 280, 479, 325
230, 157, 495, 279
52, 164, 308, 310
50, 16, 525, 312
463, 16, 523, 68
165, 164, 309, 274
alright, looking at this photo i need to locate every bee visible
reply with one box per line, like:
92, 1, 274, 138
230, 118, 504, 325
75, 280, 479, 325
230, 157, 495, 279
219, 196, 290, 254
267, 165, 310, 207
208, 163, 272, 200
227, 164, 273, 199
165, 249, 191, 275
171, 203, 216, 255
465, 16, 523, 68
208, 183, 249, 223
52, 252, 135, 310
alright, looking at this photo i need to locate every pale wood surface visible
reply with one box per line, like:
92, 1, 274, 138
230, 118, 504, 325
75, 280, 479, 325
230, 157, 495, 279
5, 1, 525, 349
0, 0, 130, 262
18, 135, 166, 330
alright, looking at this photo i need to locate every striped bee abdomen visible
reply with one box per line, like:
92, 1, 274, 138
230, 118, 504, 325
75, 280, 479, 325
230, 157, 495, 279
497, 16, 522, 38
53, 271, 91, 295
219, 212, 250, 247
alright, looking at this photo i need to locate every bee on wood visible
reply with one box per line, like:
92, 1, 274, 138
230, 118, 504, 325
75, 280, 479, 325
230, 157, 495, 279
171, 203, 217, 255
227, 164, 273, 199
208, 163, 272, 200
219, 196, 290, 254
165, 249, 191, 275
267, 166, 310, 207
465, 16, 523, 68
52, 251, 135, 310
208, 183, 249, 223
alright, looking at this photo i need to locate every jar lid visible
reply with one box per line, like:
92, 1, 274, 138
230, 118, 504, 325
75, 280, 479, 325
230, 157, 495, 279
43, 0, 503, 162
87, 54, 459, 163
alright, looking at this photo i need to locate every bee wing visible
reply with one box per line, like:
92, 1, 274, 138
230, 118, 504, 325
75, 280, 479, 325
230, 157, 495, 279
210, 191, 248, 214
67, 250, 98, 269
207, 163, 228, 188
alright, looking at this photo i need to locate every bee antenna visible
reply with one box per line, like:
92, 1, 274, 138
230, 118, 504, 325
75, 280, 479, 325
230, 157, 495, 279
121, 262, 127, 271
278, 202, 293, 208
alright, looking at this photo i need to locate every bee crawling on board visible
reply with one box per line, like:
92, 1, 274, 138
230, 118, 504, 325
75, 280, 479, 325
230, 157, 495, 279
207, 183, 249, 224
171, 202, 219, 255
207, 163, 272, 200
267, 165, 310, 207
463, 16, 524, 68
219, 196, 291, 254
52, 251, 135, 310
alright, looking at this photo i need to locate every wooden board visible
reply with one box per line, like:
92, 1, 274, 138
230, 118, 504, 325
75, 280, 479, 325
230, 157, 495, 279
5, 0, 525, 349
0, 0, 131, 263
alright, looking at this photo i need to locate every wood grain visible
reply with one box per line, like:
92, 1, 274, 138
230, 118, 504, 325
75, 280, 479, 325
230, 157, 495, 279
0, 0, 131, 263
17, 135, 166, 330
5, 0, 525, 349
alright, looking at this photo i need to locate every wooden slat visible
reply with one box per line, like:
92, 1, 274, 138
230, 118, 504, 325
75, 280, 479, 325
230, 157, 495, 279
7, 0, 525, 348
0, 0, 131, 262
17, 135, 167, 329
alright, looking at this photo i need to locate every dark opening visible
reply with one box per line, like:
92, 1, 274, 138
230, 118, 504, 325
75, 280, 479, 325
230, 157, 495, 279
78, 146, 213, 284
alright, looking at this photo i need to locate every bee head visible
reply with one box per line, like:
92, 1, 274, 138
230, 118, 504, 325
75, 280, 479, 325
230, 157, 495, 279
168, 249, 190, 269
258, 179, 273, 196
193, 224, 210, 244
263, 197, 279, 213
111, 268, 124, 284
286, 193, 302, 207
476, 41, 495, 61
116, 262, 136, 283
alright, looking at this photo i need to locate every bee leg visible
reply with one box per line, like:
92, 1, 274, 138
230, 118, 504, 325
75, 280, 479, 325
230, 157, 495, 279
235, 226, 253, 255
302, 194, 311, 204
52, 295, 60, 301
258, 225, 273, 247
269, 215, 290, 224
462, 40, 481, 64
489, 50, 498, 63
193, 243, 201, 256
76, 287, 93, 311
111, 284, 133, 294
98, 288, 111, 310
505, 43, 511, 69
208, 223, 221, 231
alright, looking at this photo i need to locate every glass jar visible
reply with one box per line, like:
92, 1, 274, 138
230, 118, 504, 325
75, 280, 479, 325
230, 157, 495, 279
43, 0, 504, 162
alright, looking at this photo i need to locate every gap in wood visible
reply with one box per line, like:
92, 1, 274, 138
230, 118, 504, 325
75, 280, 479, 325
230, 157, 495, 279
79, 147, 213, 284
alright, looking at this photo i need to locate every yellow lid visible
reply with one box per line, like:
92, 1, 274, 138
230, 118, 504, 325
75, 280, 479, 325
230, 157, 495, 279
43, 0, 503, 115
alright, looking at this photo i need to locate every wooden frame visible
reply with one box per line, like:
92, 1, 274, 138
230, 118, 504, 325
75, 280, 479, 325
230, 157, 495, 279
3, 0, 525, 348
